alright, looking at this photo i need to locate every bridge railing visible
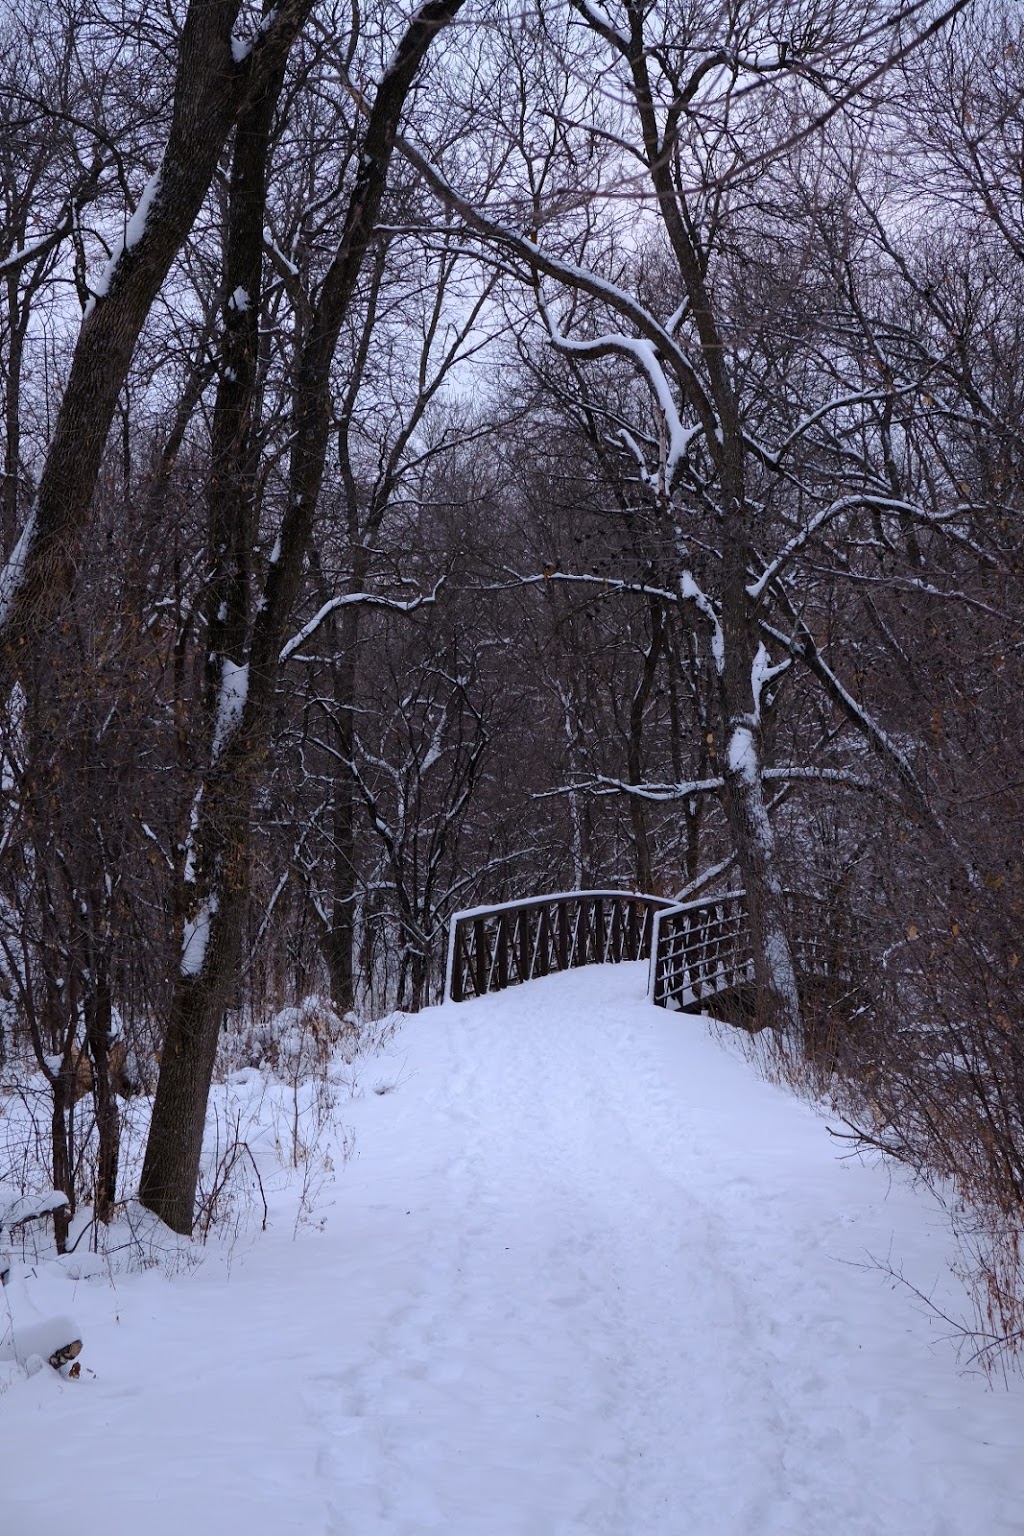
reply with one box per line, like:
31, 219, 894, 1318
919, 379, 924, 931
445, 890, 673, 1003
446, 885, 866, 1017
649, 891, 752, 1008
650, 888, 866, 1012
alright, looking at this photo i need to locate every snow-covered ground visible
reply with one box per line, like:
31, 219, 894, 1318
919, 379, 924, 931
2, 964, 1023, 1534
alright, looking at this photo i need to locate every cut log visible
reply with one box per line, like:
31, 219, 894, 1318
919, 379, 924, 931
0, 1312, 83, 1372
49, 1338, 83, 1371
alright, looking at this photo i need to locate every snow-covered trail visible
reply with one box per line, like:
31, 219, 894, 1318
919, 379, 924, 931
4, 966, 1023, 1534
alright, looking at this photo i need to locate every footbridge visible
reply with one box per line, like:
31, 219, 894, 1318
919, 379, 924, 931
445, 888, 862, 1022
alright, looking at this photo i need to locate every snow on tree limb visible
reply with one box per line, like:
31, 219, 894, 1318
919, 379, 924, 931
538, 300, 701, 486
679, 573, 724, 672
489, 570, 681, 605
279, 582, 444, 663
0, 1191, 69, 1236
747, 495, 933, 603
537, 766, 874, 804
390, 134, 721, 445
0, 505, 37, 631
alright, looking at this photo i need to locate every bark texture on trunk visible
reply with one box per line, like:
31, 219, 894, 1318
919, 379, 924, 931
140, 0, 467, 1234
138, 880, 251, 1235
0, 0, 314, 670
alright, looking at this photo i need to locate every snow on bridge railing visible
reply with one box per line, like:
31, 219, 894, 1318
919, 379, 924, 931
648, 891, 751, 1008
649, 888, 868, 1012
444, 890, 673, 1004
447, 886, 866, 1015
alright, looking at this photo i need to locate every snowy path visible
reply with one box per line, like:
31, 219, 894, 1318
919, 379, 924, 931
3, 966, 1023, 1534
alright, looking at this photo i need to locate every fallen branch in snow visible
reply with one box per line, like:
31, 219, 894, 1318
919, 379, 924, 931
0, 1190, 70, 1237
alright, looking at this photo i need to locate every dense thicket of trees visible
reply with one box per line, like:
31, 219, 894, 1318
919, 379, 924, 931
2, 0, 1024, 1339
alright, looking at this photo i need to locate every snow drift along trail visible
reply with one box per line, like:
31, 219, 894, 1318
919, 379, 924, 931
3, 964, 1022, 1535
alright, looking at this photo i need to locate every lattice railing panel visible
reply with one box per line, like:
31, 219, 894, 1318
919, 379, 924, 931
650, 892, 752, 1008
448, 885, 867, 1021
446, 891, 672, 1003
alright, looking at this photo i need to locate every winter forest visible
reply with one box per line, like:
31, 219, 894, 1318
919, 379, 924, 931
3, 0, 1024, 1360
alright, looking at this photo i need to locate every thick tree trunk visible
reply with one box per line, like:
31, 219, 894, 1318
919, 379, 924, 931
139, 882, 250, 1236
720, 742, 802, 1034
614, 0, 803, 1031
0, 0, 313, 668
139, 0, 467, 1234
717, 476, 802, 1037
140, 54, 286, 1231
2, 274, 27, 548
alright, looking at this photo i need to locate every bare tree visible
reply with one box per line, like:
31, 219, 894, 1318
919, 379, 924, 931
139, 0, 468, 1233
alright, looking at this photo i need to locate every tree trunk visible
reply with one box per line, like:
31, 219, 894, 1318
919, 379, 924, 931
627, 600, 663, 892
0, 0, 313, 668
50, 1084, 72, 1254
139, 0, 467, 1234
85, 956, 120, 1225
717, 479, 801, 1037
139, 880, 250, 1236
325, 616, 360, 1011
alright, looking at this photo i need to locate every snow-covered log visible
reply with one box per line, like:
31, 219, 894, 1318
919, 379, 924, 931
0, 1190, 70, 1238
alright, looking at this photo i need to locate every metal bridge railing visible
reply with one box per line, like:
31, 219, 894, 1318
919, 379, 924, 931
649, 888, 867, 1012
446, 886, 866, 1016
648, 891, 752, 1008
445, 890, 672, 1003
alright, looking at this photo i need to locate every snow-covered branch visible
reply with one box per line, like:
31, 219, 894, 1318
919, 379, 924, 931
537, 765, 874, 804
279, 582, 443, 663
679, 573, 723, 672
747, 496, 930, 602
539, 300, 701, 487
487, 570, 681, 605
391, 136, 720, 444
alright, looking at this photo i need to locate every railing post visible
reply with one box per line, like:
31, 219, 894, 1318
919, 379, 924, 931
557, 902, 570, 970
496, 911, 509, 990
649, 906, 664, 1002
675, 913, 689, 1002
474, 916, 487, 999
537, 905, 551, 977
447, 918, 464, 1003
517, 909, 530, 983
610, 897, 623, 962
